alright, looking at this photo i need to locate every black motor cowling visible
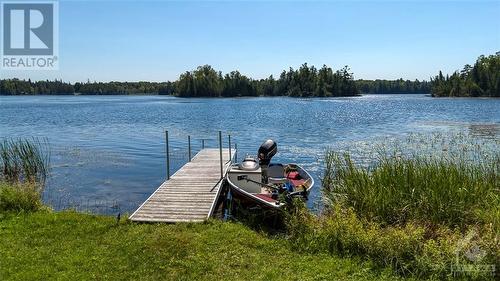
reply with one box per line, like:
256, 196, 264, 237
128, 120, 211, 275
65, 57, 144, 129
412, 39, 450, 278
258, 139, 277, 166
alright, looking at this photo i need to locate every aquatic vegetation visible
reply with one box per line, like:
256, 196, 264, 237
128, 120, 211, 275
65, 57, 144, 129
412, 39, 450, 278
0, 138, 50, 212
329, 131, 499, 170
322, 150, 499, 228
0, 137, 50, 190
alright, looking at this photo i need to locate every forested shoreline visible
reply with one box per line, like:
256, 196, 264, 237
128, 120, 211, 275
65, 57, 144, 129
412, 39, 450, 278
0, 80, 175, 96
430, 52, 499, 97
1, 63, 430, 97
356, 79, 430, 94
3, 53, 499, 97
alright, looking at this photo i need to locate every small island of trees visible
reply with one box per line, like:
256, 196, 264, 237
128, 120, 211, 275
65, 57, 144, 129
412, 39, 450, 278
176, 64, 358, 97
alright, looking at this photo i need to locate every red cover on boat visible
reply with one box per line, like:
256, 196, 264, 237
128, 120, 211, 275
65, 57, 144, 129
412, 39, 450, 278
287, 171, 305, 187
290, 179, 306, 187
287, 171, 300, 180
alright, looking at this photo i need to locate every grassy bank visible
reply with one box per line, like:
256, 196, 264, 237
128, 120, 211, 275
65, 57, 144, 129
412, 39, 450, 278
0, 210, 406, 281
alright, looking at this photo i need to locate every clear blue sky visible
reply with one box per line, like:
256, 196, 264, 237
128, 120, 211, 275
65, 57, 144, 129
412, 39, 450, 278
2, 0, 499, 82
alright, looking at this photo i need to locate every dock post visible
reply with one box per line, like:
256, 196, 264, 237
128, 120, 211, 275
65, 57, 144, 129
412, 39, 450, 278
219, 131, 223, 179
202, 139, 205, 149
165, 130, 170, 180
234, 143, 237, 163
228, 134, 232, 161
188, 135, 191, 161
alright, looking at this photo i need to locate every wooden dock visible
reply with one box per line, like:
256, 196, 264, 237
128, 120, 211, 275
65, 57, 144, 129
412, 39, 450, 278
129, 148, 234, 223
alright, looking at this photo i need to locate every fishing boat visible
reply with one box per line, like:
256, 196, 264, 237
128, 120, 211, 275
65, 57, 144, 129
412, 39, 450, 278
226, 139, 314, 209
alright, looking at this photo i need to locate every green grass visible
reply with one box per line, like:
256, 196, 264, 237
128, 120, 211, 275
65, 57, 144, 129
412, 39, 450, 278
0, 211, 406, 281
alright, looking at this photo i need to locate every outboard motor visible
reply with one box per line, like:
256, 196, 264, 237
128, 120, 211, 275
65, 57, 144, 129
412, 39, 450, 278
258, 139, 277, 166
258, 139, 277, 183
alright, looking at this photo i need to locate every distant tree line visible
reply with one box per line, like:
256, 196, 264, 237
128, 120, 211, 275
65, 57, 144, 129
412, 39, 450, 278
74, 81, 175, 95
356, 79, 431, 94
0, 64, 359, 97
0, 79, 75, 95
430, 52, 500, 97
2, 63, 446, 97
0, 79, 175, 95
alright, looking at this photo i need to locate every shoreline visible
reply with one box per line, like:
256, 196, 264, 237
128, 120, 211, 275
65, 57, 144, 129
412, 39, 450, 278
2, 93, 432, 97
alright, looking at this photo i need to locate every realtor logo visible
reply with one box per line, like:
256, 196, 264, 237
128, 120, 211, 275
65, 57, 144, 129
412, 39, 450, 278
1, 1, 58, 69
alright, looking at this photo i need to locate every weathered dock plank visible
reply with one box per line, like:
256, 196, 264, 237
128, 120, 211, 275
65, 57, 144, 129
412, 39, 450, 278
129, 148, 234, 223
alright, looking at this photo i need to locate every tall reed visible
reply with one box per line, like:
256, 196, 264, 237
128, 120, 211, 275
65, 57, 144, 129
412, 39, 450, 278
322, 150, 499, 228
0, 138, 50, 192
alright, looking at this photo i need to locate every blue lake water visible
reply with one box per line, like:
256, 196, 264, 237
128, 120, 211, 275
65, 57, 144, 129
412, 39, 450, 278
1, 94, 499, 213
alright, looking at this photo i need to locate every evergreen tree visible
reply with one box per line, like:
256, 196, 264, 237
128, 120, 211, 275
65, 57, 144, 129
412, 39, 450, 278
431, 52, 499, 97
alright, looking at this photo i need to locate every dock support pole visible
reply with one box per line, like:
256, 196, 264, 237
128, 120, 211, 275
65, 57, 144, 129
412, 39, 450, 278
228, 134, 232, 161
234, 143, 237, 163
202, 139, 205, 149
165, 130, 170, 180
219, 131, 223, 179
188, 135, 191, 161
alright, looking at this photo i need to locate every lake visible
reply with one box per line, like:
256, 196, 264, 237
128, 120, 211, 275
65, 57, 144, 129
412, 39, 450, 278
1, 94, 499, 213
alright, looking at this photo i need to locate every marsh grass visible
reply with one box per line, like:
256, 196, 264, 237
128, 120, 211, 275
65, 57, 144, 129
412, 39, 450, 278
322, 151, 499, 228
0, 138, 49, 212
0, 138, 50, 192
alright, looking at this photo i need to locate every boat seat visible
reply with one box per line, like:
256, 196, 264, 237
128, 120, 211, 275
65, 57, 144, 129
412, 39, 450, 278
268, 164, 286, 184
268, 164, 285, 177
268, 177, 287, 184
